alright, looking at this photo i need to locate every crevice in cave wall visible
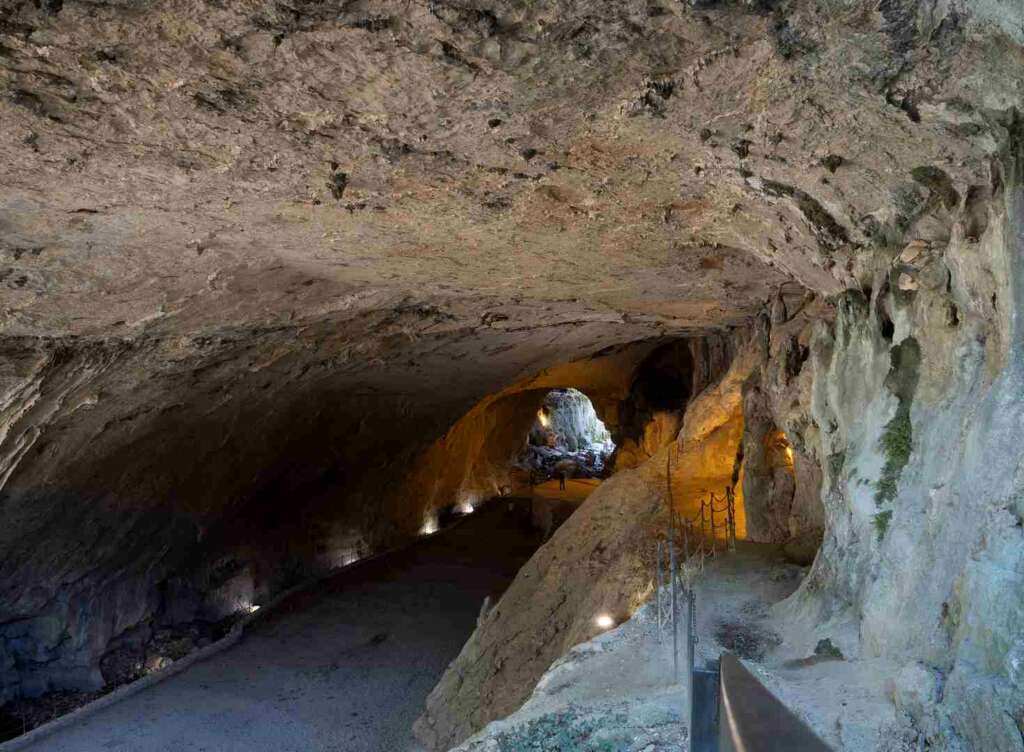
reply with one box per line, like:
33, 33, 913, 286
614, 335, 735, 471
740, 371, 824, 557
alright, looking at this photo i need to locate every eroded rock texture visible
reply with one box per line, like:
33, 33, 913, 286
0, 0, 1023, 746
775, 123, 1024, 751
421, 125, 1024, 751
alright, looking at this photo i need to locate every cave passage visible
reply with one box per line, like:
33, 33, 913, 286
1, 0, 1018, 744
14, 501, 541, 752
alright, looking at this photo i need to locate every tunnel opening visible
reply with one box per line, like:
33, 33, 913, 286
740, 404, 824, 565
517, 387, 615, 486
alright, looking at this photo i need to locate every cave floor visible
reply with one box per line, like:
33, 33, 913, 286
531, 477, 601, 503
21, 502, 542, 752
452, 542, 905, 751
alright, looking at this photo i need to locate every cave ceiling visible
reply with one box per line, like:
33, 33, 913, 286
1, 0, 1018, 347
0, 0, 1021, 507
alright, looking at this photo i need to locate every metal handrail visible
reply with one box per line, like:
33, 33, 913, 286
718, 653, 832, 752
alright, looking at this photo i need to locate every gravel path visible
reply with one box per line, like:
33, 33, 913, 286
22, 503, 541, 752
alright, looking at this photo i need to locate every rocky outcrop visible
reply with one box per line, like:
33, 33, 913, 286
448, 602, 688, 752
739, 307, 826, 548
765, 120, 1024, 750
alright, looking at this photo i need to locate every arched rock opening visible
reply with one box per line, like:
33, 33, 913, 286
519, 388, 615, 482
740, 377, 825, 559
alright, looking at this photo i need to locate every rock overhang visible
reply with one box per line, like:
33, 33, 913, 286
1, 0, 1023, 714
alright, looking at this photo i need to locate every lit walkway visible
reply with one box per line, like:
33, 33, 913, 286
21, 503, 541, 752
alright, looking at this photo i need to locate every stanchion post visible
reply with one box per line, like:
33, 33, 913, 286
656, 540, 664, 642
709, 495, 717, 557
687, 587, 696, 749
727, 487, 737, 551
670, 538, 678, 684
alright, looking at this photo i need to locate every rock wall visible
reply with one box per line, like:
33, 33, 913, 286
768, 118, 1024, 750
740, 308, 826, 548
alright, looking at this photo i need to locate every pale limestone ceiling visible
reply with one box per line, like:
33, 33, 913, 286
2, 0, 1018, 342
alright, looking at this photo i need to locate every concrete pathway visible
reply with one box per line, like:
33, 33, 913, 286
23, 503, 541, 752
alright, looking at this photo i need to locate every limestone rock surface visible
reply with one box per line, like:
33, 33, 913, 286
1, 0, 1023, 741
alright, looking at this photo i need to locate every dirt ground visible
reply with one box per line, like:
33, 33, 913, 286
530, 478, 601, 503
17, 502, 542, 752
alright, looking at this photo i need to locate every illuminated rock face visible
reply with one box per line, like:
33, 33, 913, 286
535, 388, 612, 456
0, 0, 1022, 746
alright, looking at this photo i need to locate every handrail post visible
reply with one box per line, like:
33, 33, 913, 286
727, 487, 737, 551
709, 496, 717, 557
656, 540, 664, 643
670, 538, 678, 684
687, 587, 696, 751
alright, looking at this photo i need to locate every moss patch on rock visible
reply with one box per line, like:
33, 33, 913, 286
873, 510, 894, 541
494, 706, 632, 752
876, 403, 912, 503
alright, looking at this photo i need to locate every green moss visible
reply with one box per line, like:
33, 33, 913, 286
873, 510, 893, 541
875, 402, 912, 503
814, 638, 844, 659
495, 706, 631, 752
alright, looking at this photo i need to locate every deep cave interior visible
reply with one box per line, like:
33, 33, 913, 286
1, 0, 1023, 749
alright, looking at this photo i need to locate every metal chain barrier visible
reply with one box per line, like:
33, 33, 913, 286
653, 448, 738, 660
653, 446, 739, 749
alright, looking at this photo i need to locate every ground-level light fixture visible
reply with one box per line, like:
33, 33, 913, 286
339, 552, 359, 567
248, 604, 261, 614
421, 517, 439, 535
595, 613, 615, 630
458, 502, 475, 514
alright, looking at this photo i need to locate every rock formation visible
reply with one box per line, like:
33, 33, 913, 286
1, 0, 1023, 748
